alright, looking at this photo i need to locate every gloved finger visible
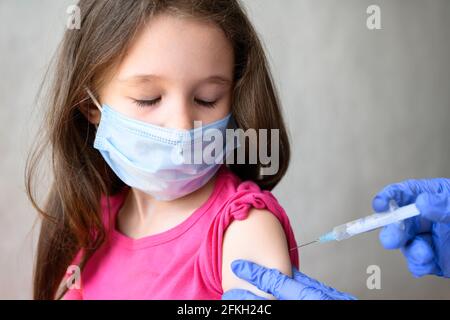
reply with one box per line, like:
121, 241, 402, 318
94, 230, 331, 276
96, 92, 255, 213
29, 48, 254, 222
402, 234, 435, 264
292, 268, 357, 300
292, 267, 319, 285
402, 248, 441, 278
292, 268, 333, 291
416, 192, 450, 223
372, 178, 450, 212
378, 216, 421, 249
433, 222, 450, 278
372, 182, 417, 212
221, 289, 267, 300
405, 261, 442, 278
231, 259, 301, 300
401, 234, 441, 277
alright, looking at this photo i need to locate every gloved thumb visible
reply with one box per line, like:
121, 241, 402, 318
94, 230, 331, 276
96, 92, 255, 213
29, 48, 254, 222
231, 259, 300, 300
416, 192, 450, 223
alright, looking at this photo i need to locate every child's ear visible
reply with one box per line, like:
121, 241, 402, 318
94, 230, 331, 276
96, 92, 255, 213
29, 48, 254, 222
79, 102, 101, 126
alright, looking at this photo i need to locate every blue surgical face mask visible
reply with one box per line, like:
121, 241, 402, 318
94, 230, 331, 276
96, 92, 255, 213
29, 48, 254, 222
86, 89, 238, 201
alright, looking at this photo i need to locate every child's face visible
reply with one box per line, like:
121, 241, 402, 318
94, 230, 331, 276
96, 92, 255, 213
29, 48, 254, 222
94, 13, 234, 129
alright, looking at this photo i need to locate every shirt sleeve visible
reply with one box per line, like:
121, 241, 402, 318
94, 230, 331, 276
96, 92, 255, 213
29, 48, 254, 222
199, 180, 300, 295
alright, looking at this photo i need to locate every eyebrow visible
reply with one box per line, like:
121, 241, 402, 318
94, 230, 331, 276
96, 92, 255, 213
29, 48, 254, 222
118, 74, 232, 86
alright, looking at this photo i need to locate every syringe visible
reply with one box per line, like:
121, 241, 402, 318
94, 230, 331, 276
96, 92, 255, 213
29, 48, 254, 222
292, 201, 420, 249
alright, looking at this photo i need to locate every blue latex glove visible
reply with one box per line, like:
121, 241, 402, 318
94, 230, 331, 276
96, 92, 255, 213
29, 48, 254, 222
372, 178, 450, 278
222, 260, 356, 300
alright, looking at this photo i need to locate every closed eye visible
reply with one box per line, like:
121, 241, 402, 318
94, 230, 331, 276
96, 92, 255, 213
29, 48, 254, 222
194, 98, 217, 108
133, 97, 217, 108
133, 98, 161, 108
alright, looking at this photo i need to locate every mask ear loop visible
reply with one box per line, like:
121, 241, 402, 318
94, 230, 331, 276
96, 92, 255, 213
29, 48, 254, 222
85, 87, 103, 129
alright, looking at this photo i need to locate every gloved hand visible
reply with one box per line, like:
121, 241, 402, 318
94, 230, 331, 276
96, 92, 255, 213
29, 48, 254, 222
372, 178, 450, 278
222, 260, 356, 300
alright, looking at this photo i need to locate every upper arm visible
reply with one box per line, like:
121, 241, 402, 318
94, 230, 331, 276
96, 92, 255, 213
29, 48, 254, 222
221, 208, 292, 299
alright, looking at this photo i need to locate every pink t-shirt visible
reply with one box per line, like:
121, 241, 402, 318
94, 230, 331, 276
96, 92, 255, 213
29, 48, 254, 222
63, 165, 299, 300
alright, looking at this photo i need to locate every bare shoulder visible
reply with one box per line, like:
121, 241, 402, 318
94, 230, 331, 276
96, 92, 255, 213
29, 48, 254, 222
221, 208, 292, 299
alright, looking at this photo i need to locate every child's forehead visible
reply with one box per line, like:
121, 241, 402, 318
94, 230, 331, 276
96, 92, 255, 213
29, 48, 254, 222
114, 13, 235, 86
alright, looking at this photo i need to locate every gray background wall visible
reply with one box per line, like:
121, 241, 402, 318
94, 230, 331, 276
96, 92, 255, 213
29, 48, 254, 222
0, 0, 449, 299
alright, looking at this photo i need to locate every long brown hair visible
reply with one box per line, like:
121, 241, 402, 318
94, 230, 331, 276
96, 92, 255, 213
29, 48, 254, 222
26, 0, 291, 300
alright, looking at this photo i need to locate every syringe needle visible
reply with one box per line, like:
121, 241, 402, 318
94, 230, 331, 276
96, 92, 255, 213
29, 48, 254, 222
290, 240, 318, 250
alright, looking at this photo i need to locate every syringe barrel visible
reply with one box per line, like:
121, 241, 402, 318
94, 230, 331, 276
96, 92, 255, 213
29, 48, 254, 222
331, 224, 354, 241
332, 203, 420, 241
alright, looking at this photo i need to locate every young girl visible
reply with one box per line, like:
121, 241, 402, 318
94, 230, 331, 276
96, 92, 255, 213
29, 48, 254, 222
26, 0, 299, 300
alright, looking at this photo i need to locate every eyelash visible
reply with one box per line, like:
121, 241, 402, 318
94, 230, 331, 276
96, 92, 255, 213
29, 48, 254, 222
133, 98, 217, 108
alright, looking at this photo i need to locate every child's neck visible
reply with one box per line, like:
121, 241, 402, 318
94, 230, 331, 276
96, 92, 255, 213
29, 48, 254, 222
116, 174, 217, 239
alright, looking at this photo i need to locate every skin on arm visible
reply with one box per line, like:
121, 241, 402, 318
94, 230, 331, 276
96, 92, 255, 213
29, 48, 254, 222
221, 208, 293, 299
